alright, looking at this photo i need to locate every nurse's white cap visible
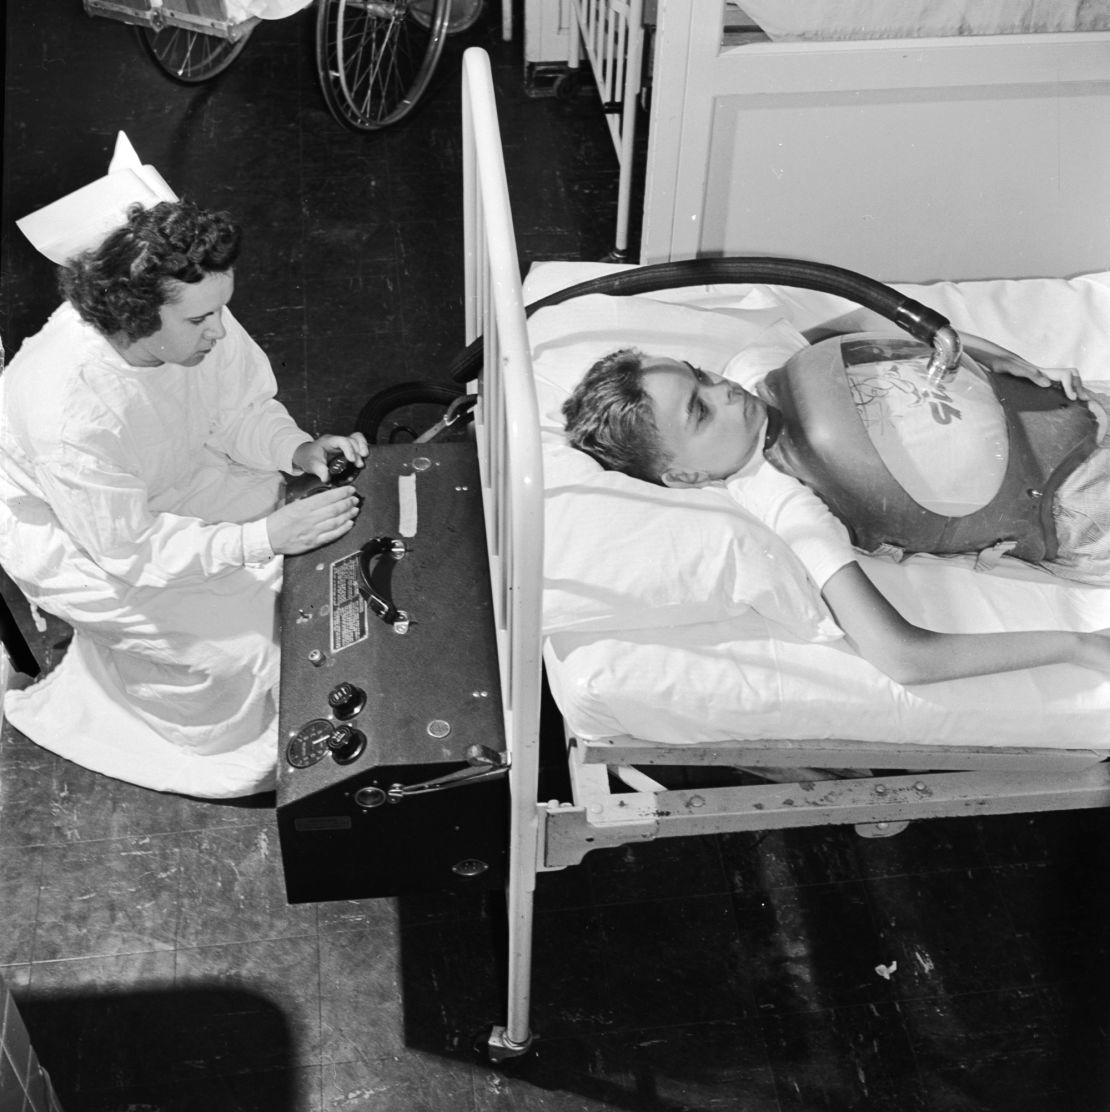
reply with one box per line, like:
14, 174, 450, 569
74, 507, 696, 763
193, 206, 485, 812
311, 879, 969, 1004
16, 132, 178, 266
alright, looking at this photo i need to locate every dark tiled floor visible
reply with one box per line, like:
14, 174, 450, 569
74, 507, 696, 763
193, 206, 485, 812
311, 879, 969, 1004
5, 3, 1110, 1111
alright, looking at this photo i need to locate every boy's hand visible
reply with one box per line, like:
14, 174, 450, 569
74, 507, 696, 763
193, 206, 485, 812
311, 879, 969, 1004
988, 355, 1087, 401
293, 433, 370, 481
964, 335, 1088, 401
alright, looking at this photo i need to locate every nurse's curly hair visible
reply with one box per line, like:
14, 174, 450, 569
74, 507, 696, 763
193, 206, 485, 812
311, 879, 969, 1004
57, 199, 241, 342
561, 348, 670, 484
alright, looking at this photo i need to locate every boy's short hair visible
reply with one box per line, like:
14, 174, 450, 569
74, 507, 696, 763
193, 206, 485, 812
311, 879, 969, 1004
561, 347, 669, 483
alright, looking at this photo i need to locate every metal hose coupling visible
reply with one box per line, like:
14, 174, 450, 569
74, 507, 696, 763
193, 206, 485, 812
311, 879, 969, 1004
926, 325, 963, 384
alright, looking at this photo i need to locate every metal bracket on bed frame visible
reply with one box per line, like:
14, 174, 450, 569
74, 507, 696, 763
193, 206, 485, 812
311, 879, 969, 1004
542, 748, 1110, 870
576, 735, 1110, 772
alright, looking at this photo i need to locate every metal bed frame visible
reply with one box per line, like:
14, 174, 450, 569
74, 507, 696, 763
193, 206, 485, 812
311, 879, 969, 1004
459, 45, 1110, 1061
563, 0, 646, 259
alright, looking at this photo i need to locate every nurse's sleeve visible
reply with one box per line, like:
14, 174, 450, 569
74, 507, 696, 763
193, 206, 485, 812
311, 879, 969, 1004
205, 311, 313, 473
36, 440, 268, 588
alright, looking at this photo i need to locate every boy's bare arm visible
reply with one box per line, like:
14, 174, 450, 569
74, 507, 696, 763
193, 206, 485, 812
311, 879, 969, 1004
820, 561, 1110, 685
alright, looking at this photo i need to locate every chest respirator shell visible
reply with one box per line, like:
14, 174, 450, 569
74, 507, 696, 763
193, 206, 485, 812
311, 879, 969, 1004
761, 333, 1098, 562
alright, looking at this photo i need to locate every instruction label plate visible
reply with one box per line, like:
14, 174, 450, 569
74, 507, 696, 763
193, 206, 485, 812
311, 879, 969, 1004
330, 551, 368, 653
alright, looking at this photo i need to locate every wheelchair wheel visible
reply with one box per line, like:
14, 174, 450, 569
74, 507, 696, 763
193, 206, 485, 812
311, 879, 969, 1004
136, 24, 252, 83
412, 0, 484, 34
315, 0, 451, 132
355, 381, 473, 444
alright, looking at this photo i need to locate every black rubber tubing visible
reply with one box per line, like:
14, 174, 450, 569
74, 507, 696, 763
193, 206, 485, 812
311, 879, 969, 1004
448, 256, 951, 384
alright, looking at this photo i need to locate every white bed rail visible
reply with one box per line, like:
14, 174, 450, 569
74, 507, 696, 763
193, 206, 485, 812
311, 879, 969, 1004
461, 46, 546, 1057
567, 0, 645, 259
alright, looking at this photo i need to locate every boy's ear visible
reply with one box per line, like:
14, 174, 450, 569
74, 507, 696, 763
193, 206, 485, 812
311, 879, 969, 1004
660, 467, 710, 488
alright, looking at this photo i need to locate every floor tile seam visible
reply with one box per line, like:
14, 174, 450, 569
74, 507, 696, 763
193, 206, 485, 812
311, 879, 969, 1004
737, 862, 999, 895
971, 815, 1054, 870
545, 1015, 773, 1044
899, 969, 1053, 1001
300, 321, 408, 347
752, 964, 1050, 1019
12, 842, 43, 968
317, 1046, 478, 1071
394, 226, 453, 351
170, 927, 322, 959
315, 921, 400, 941
853, 862, 999, 881
170, 814, 279, 836
24, 943, 179, 974
24, 836, 45, 969
169, 934, 324, 1025
586, 885, 737, 912
312, 899, 325, 1091
974, 857, 1046, 989
48, 1065, 327, 1102
897, 981, 1062, 1010
854, 859, 979, 964
753, 993, 921, 1028
25, 827, 191, 858
581, 888, 742, 931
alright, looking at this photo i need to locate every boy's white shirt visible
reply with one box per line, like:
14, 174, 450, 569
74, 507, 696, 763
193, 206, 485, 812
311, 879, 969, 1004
718, 331, 858, 590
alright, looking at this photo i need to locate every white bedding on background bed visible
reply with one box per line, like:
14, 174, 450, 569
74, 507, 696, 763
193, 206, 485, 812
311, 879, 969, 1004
526, 262, 1110, 749
735, 0, 1110, 42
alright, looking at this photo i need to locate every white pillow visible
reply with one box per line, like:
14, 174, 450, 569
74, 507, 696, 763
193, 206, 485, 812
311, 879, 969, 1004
532, 293, 840, 641
544, 468, 841, 639
530, 291, 806, 465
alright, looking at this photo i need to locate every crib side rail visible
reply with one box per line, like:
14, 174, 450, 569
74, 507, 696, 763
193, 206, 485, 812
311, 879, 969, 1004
461, 46, 545, 1054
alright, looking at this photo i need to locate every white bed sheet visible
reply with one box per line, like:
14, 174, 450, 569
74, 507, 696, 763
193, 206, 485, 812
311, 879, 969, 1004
736, 1, 1110, 42
527, 262, 1110, 750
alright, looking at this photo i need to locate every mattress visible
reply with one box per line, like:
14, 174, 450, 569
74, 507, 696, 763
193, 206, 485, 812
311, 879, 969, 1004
527, 261, 1110, 750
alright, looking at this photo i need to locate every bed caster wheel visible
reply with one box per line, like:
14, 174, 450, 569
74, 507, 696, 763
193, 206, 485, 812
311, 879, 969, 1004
475, 1024, 534, 1064
854, 820, 909, 838
554, 69, 582, 101
601, 248, 629, 264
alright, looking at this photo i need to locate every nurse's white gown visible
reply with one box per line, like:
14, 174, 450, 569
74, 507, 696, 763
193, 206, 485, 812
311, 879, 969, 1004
0, 303, 312, 797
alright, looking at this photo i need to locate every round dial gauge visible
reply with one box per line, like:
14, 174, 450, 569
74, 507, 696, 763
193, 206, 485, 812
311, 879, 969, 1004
286, 718, 336, 769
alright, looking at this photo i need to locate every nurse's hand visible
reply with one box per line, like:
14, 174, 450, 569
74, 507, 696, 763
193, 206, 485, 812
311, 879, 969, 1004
266, 486, 360, 555
293, 433, 370, 481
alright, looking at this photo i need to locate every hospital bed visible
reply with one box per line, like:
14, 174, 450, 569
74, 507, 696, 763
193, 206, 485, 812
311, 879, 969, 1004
458, 23, 1110, 1056
560, 0, 646, 259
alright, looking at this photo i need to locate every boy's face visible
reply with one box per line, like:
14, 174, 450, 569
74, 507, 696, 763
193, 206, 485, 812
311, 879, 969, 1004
641, 357, 767, 486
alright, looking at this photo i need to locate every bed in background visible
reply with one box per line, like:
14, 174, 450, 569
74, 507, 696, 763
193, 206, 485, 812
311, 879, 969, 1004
639, 0, 1110, 279
459, 43, 1110, 1059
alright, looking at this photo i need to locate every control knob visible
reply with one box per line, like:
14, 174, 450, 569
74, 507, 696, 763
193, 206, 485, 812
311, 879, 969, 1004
328, 681, 366, 720
327, 724, 367, 765
326, 452, 358, 484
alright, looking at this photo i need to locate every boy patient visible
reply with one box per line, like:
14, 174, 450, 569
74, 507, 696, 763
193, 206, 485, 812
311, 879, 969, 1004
561, 342, 1110, 686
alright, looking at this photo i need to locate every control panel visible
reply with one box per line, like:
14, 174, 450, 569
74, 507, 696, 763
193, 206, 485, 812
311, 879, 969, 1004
275, 442, 508, 902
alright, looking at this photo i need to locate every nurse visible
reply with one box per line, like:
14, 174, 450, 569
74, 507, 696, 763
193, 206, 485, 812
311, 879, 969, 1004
0, 137, 365, 798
